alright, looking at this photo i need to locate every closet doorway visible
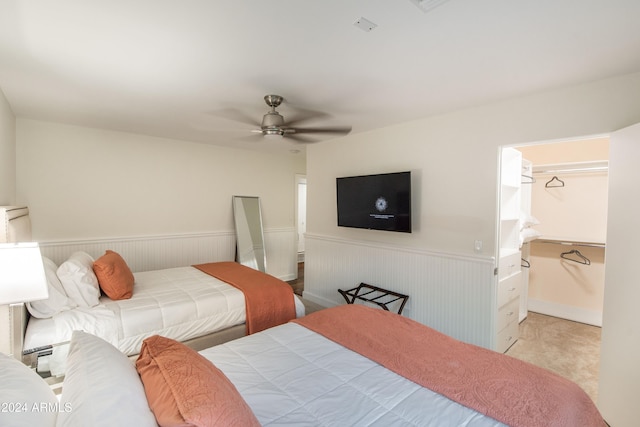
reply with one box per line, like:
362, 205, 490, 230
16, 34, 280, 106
510, 136, 608, 326
498, 136, 608, 402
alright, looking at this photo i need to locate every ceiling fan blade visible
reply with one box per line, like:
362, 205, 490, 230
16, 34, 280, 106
283, 108, 331, 127
235, 132, 265, 142
211, 108, 261, 127
284, 134, 322, 144
289, 126, 352, 135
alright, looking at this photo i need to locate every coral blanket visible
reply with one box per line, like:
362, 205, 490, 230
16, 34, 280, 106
193, 262, 296, 334
293, 305, 607, 427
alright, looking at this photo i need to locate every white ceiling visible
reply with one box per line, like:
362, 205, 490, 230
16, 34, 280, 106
1, 0, 640, 154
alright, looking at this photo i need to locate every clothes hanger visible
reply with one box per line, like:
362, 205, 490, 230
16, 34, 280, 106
560, 249, 591, 265
545, 176, 565, 188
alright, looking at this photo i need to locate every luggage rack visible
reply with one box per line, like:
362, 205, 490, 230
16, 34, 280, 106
338, 283, 409, 315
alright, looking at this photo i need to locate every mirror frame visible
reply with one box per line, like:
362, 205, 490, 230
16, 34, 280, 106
232, 196, 267, 272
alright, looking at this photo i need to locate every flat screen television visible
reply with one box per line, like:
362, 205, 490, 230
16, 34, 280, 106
336, 171, 412, 233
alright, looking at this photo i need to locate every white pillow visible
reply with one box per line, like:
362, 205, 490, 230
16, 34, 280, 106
27, 257, 78, 318
0, 352, 58, 427
57, 252, 101, 308
520, 227, 542, 245
56, 331, 157, 427
520, 213, 540, 229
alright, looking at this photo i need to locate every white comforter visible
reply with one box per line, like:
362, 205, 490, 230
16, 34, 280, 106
24, 266, 304, 375
200, 322, 506, 426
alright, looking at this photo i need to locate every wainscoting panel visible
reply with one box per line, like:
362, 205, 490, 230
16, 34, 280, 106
303, 234, 497, 349
264, 228, 298, 281
39, 228, 297, 281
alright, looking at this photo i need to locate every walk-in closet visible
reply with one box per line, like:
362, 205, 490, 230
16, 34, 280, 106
498, 137, 608, 401
517, 137, 608, 327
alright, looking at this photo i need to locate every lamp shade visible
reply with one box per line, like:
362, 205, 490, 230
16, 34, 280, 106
0, 242, 49, 305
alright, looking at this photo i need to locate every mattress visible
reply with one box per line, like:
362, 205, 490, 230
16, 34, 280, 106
24, 266, 304, 374
200, 322, 505, 426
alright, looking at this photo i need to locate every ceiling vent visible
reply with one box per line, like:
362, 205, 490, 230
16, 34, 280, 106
409, 0, 451, 13
353, 17, 378, 32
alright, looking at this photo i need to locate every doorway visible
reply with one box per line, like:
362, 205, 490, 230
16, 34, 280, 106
294, 175, 307, 295
507, 136, 609, 325
295, 175, 306, 262
498, 135, 608, 402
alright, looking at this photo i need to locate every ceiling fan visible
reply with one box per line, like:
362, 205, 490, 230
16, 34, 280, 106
221, 95, 352, 143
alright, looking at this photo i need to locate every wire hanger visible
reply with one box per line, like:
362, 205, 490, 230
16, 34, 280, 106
545, 176, 565, 188
560, 249, 591, 265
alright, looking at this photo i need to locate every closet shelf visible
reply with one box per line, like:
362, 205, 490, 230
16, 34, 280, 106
499, 247, 521, 258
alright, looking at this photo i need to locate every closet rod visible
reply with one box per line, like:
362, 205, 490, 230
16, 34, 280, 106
534, 167, 608, 175
537, 238, 605, 249
532, 161, 608, 175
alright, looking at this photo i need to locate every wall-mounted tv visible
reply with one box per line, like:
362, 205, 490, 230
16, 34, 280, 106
336, 171, 412, 233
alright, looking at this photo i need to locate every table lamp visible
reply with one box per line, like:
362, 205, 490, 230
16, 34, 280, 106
0, 242, 49, 359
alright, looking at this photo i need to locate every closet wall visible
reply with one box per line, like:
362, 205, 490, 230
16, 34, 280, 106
518, 137, 608, 326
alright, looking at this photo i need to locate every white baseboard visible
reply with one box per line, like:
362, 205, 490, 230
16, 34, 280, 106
528, 298, 602, 327
301, 291, 338, 308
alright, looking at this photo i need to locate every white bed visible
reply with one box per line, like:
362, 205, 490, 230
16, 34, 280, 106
0, 304, 607, 427
24, 264, 304, 376
1, 205, 303, 376
200, 321, 505, 426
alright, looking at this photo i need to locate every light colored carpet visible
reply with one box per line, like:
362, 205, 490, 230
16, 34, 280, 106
506, 312, 601, 403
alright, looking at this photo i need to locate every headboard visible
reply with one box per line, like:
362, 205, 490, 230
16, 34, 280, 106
0, 206, 32, 359
0, 206, 32, 243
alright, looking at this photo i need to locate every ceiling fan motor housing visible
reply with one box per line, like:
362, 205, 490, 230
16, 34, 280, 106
261, 111, 285, 135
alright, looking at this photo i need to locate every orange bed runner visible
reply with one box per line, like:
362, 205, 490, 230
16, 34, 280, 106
193, 262, 296, 334
293, 305, 607, 427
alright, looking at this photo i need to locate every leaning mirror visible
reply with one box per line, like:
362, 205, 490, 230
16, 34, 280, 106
232, 196, 267, 272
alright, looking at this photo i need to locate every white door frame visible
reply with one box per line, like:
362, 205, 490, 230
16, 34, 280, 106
294, 174, 307, 263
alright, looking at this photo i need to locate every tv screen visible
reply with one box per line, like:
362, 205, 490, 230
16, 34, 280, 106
336, 171, 411, 233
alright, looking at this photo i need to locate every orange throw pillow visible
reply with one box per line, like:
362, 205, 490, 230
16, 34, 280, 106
136, 335, 260, 427
93, 250, 134, 300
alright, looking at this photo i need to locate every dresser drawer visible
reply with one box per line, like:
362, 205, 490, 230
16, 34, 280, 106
497, 298, 519, 332
496, 318, 519, 353
498, 252, 521, 280
497, 271, 521, 308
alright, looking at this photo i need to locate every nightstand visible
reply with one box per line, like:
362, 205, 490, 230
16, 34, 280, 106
23, 342, 68, 395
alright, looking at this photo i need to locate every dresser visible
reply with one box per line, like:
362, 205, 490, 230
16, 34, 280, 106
496, 149, 523, 352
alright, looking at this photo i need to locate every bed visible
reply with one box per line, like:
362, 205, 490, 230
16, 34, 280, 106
23, 256, 305, 376
1, 304, 607, 427
1, 206, 304, 377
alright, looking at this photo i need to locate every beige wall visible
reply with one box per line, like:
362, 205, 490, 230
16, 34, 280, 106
0, 88, 16, 205
518, 137, 609, 164
307, 74, 640, 256
15, 119, 306, 241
